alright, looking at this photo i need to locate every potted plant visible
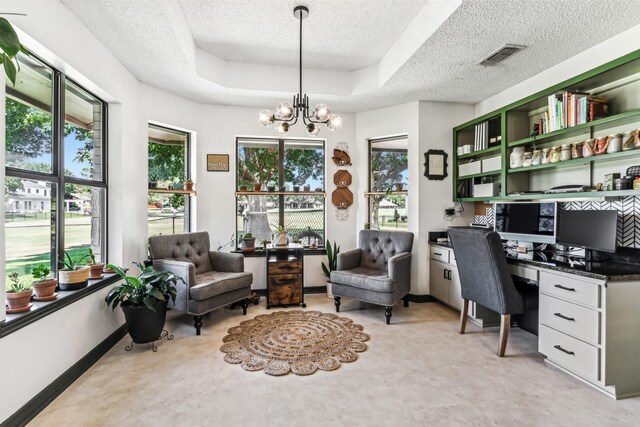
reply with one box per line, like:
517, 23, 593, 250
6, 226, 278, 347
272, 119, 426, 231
293, 185, 300, 192
148, 171, 158, 189
105, 263, 182, 345
6, 273, 33, 312
315, 187, 323, 192
303, 184, 311, 192
267, 185, 276, 192
260, 239, 271, 250
322, 240, 340, 298
395, 183, 404, 191
58, 251, 91, 290
239, 185, 247, 192
86, 248, 105, 280
184, 179, 194, 192
273, 225, 290, 246
31, 264, 58, 300
253, 182, 262, 191
241, 233, 256, 252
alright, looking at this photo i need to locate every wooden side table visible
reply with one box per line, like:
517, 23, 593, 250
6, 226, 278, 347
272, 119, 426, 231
266, 243, 306, 309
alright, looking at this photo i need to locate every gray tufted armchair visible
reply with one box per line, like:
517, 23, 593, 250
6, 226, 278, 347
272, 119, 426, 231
148, 231, 253, 335
330, 230, 414, 324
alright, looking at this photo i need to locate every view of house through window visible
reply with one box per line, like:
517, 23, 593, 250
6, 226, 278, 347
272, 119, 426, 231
147, 124, 191, 236
4, 51, 107, 284
368, 136, 409, 231
236, 138, 325, 248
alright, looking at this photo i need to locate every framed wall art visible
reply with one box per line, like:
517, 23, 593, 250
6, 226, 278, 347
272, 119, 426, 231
423, 149, 448, 180
207, 154, 229, 172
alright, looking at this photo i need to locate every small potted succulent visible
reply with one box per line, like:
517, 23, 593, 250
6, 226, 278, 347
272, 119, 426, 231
6, 273, 33, 312
394, 183, 404, 191
241, 233, 256, 252
86, 248, 105, 280
148, 171, 158, 189
267, 185, 276, 192
105, 262, 182, 345
253, 182, 262, 191
260, 239, 271, 250
31, 264, 58, 300
273, 225, 289, 246
239, 185, 247, 192
58, 251, 91, 290
184, 179, 194, 192
303, 184, 311, 192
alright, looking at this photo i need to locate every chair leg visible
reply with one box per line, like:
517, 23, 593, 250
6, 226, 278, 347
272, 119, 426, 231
498, 314, 510, 357
193, 315, 203, 336
241, 299, 249, 315
384, 306, 392, 324
403, 297, 409, 307
459, 299, 469, 334
334, 296, 341, 312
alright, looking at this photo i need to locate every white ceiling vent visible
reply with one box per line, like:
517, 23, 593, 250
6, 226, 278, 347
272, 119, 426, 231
478, 44, 526, 66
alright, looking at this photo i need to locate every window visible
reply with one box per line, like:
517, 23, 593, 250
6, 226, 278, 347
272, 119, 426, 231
4, 51, 107, 285
236, 137, 325, 248
367, 136, 408, 231
147, 124, 190, 236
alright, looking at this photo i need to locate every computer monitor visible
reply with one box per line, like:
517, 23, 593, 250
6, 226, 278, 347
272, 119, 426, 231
494, 202, 557, 244
557, 210, 618, 253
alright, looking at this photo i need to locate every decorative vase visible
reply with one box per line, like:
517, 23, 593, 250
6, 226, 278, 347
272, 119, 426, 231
58, 268, 90, 290
32, 278, 58, 299
6, 289, 33, 310
582, 139, 595, 158
275, 231, 288, 246
122, 300, 168, 344
607, 133, 622, 154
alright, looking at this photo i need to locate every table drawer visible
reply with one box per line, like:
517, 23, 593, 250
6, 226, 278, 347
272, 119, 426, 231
539, 294, 600, 345
539, 271, 601, 309
268, 274, 303, 305
430, 246, 450, 263
268, 261, 302, 275
539, 325, 600, 383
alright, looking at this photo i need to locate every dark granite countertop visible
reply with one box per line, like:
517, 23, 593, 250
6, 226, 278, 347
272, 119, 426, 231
429, 242, 640, 282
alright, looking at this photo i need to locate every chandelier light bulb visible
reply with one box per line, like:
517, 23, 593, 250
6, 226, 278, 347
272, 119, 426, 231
276, 121, 290, 135
327, 113, 342, 131
276, 101, 294, 119
313, 104, 331, 122
306, 123, 319, 136
259, 110, 275, 127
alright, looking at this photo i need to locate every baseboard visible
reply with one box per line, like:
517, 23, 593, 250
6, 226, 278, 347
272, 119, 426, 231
405, 294, 436, 303
1, 324, 127, 427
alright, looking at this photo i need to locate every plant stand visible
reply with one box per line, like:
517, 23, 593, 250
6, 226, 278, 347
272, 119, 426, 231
125, 329, 174, 352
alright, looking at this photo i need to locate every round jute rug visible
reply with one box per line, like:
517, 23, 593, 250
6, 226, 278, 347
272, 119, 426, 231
220, 310, 369, 376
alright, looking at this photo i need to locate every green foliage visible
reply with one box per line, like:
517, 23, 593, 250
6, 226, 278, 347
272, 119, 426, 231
59, 251, 90, 271
237, 146, 278, 187
8, 272, 31, 293
148, 142, 186, 184
243, 233, 253, 239
88, 248, 97, 264
371, 151, 407, 191
284, 148, 323, 186
0, 17, 24, 86
321, 240, 340, 279
31, 264, 51, 283
104, 262, 182, 311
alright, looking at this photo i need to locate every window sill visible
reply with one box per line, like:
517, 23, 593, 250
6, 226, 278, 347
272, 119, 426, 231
1, 274, 121, 338
231, 248, 327, 257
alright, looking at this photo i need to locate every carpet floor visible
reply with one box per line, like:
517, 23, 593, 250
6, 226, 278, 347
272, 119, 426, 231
30, 295, 640, 426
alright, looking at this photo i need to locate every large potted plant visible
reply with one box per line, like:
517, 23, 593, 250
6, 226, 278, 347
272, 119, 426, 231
58, 251, 91, 290
321, 240, 340, 298
86, 248, 105, 280
6, 273, 33, 312
31, 264, 58, 301
105, 262, 182, 344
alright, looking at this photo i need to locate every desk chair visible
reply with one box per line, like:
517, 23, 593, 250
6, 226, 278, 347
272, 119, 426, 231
448, 227, 533, 357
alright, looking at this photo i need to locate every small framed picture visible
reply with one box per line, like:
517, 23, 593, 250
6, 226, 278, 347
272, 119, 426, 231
423, 149, 448, 180
207, 154, 229, 172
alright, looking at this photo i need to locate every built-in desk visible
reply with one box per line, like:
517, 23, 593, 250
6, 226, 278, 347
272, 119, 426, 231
429, 242, 640, 399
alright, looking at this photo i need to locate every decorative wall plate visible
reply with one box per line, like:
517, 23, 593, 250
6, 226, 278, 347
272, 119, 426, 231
335, 141, 350, 152
332, 149, 352, 166
333, 170, 352, 188
335, 209, 349, 222
332, 188, 353, 209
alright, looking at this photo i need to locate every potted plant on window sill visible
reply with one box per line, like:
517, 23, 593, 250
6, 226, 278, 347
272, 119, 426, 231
58, 251, 91, 290
184, 179, 193, 192
273, 225, 290, 246
86, 248, 104, 280
31, 264, 58, 301
241, 233, 256, 252
105, 263, 182, 345
6, 273, 33, 313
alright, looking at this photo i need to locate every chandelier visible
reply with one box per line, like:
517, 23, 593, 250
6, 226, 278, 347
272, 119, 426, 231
258, 5, 342, 136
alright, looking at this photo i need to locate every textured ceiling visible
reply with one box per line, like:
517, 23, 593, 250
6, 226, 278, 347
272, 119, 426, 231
60, 0, 640, 113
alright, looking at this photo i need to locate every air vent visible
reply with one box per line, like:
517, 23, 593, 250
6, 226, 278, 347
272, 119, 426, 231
478, 44, 526, 66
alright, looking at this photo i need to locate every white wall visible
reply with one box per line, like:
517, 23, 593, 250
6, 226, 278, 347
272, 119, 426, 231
476, 23, 640, 116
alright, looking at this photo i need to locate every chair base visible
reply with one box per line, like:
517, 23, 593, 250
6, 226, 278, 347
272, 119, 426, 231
384, 306, 392, 324
193, 315, 203, 335
334, 296, 341, 312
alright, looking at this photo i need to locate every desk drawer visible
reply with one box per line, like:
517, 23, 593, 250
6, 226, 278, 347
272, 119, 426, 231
268, 274, 303, 305
539, 294, 600, 345
539, 325, 600, 383
268, 261, 302, 275
430, 246, 450, 263
539, 271, 601, 309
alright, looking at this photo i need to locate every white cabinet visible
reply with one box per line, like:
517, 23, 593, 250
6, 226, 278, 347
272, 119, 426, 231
429, 260, 450, 303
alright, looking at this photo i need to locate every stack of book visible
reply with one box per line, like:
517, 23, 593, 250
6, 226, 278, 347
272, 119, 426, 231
474, 121, 489, 151
541, 92, 608, 134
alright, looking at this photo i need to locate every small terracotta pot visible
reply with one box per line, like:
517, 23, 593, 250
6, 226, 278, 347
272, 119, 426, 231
253, 183, 262, 191
32, 278, 58, 299
184, 181, 194, 191
6, 289, 33, 310
395, 183, 404, 191
88, 264, 104, 279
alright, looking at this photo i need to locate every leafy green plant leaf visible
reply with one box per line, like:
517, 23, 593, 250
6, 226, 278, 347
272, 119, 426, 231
0, 18, 21, 57
3, 54, 16, 86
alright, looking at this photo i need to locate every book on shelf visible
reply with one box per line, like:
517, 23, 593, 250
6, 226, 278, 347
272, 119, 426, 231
473, 120, 499, 151
541, 92, 608, 135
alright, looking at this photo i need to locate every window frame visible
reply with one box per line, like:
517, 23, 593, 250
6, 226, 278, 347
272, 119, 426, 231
234, 136, 326, 250
4, 49, 109, 274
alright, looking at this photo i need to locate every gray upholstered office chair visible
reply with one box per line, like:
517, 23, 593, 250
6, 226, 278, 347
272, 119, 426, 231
330, 230, 414, 324
448, 227, 531, 357
148, 231, 253, 335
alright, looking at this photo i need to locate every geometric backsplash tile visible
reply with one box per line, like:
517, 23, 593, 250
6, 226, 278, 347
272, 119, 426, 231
478, 196, 640, 248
